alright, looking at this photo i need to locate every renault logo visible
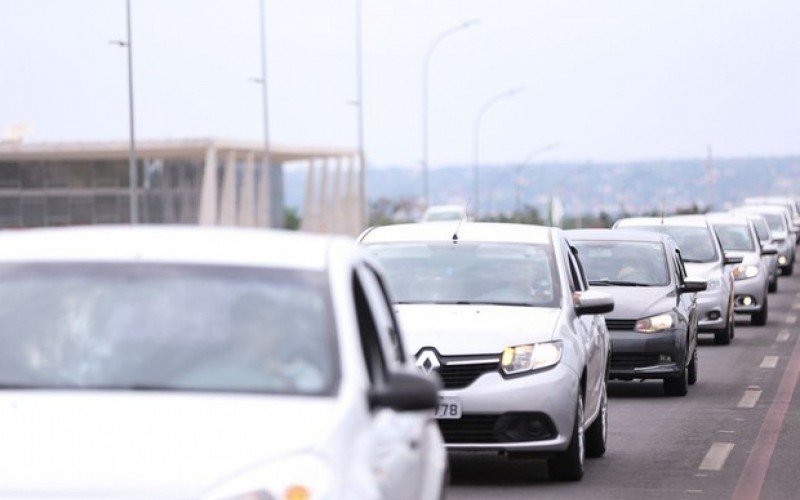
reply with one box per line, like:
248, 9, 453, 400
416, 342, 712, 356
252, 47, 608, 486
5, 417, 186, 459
416, 349, 441, 375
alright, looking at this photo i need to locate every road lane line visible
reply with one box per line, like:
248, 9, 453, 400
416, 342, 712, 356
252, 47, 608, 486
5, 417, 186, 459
732, 323, 800, 500
760, 355, 779, 369
738, 388, 762, 408
785, 315, 797, 324
699, 442, 735, 471
777, 331, 791, 343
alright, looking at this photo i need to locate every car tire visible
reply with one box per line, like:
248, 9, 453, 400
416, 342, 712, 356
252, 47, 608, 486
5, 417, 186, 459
714, 321, 732, 345
769, 276, 778, 293
548, 396, 585, 481
663, 366, 689, 397
585, 381, 607, 458
782, 261, 794, 276
752, 297, 768, 326
688, 349, 698, 385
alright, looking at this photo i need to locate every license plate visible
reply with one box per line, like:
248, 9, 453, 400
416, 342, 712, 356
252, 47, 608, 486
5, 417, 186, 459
435, 397, 462, 419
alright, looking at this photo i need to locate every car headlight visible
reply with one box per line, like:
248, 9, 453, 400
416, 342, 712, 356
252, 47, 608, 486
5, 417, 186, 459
634, 313, 675, 333
203, 455, 332, 500
732, 264, 759, 280
501, 341, 563, 375
778, 255, 789, 265
705, 277, 721, 290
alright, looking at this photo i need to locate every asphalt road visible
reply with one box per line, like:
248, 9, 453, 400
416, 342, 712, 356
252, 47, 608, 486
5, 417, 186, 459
447, 273, 800, 500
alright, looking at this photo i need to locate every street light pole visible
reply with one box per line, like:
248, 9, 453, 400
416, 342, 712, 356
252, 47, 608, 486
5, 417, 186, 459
258, 0, 273, 227
472, 87, 523, 219
515, 142, 559, 214
355, 0, 366, 230
117, 0, 138, 224
421, 19, 479, 208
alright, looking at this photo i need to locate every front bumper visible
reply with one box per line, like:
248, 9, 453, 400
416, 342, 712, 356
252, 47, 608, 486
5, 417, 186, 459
732, 276, 768, 313
609, 330, 685, 380
437, 364, 579, 453
695, 287, 728, 332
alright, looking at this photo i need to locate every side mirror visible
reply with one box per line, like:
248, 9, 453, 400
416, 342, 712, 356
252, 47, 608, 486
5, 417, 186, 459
761, 247, 778, 256
574, 290, 614, 315
681, 276, 708, 294
724, 254, 744, 265
368, 372, 439, 412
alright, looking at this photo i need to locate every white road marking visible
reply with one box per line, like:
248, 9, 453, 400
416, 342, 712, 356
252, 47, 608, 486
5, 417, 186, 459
777, 331, 791, 343
738, 388, 762, 408
699, 442, 735, 471
786, 315, 797, 324
695, 473, 708, 477
761, 356, 779, 369
718, 430, 737, 434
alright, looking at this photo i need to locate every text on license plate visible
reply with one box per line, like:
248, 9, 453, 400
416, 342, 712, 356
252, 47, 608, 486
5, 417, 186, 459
435, 397, 462, 419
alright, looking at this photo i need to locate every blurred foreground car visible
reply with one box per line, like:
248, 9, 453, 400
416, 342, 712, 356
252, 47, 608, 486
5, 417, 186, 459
360, 222, 613, 481
567, 230, 706, 396
707, 214, 775, 325
0, 227, 447, 500
613, 216, 736, 344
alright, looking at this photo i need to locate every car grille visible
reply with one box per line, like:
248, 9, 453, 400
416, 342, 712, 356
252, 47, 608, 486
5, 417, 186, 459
438, 362, 499, 389
606, 319, 637, 330
612, 353, 660, 369
438, 413, 556, 443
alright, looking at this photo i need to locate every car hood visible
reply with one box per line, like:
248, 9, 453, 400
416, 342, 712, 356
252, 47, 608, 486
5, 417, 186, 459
598, 286, 676, 320
0, 392, 337, 498
395, 304, 561, 356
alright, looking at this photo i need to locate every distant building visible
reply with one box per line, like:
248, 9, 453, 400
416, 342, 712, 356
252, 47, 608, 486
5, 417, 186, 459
0, 138, 361, 232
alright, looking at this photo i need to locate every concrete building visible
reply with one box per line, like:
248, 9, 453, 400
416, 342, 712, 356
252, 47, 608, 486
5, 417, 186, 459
0, 138, 364, 234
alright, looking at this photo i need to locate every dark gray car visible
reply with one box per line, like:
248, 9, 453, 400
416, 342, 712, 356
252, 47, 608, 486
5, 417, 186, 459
567, 229, 706, 397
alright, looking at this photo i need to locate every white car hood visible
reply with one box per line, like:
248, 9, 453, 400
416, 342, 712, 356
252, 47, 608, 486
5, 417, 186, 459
0, 392, 337, 499
395, 304, 561, 356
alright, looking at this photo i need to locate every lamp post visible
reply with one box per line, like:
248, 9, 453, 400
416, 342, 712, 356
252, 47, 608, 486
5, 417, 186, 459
514, 142, 559, 214
421, 19, 480, 207
111, 0, 138, 224
257, 0, 273, 226
472, 87, 523, 219
355, 0, 366, 230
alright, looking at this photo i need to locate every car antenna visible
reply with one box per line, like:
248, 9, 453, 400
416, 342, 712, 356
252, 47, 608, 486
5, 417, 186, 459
452, 199, 471, 243
660, 192, 667, 225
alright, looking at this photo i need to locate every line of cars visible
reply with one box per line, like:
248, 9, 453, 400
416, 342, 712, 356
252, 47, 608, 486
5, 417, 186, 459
1, 195, 796, 497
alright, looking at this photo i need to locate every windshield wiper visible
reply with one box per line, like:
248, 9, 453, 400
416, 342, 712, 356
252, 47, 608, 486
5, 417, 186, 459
589, 279, 654, 287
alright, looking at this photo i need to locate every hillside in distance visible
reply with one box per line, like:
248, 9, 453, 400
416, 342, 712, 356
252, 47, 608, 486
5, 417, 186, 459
285, 156, 800, 217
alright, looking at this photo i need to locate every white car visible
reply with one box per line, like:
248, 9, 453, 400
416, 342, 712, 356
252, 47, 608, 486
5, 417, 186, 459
360, 222, 613, 481
420, 205, 468, 222
0, 226, 447, 500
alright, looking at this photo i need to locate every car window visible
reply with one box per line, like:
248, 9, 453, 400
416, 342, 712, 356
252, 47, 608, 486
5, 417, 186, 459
622, 225, 717, 263
0, 263, 339, 396
357, 265, 407, 366
571, 240, 670, 286
713, 224, 756, 251
751, 218, 770, 242
366, 242, 561, 307
352, 270, 389, 386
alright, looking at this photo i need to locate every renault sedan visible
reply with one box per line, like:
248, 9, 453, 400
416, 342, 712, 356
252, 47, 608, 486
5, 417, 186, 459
0, 226, 447, 500
568, 229, 706, 396
360, 222, 614, 481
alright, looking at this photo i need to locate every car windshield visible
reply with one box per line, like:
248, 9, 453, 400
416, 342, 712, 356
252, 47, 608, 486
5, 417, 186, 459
713, 224, 756, 252
366, 242, 560, 307
621, 225, 717, 263
761, 213, 787, 233
751, 218, 770, 242
0, 263, 337, 396
572, 241, 670, 286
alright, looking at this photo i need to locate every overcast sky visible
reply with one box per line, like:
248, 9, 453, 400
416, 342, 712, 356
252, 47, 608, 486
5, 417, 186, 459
2, 0, 800, 166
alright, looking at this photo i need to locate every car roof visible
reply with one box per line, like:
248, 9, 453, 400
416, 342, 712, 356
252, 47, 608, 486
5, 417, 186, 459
0, 225, 347, 271
360, 222, 553, 245
735, 204, 790, 215
423, 205, 464, 213
615, 215, 709, 228
705, 213, 750, 225
567, 228, 667, 243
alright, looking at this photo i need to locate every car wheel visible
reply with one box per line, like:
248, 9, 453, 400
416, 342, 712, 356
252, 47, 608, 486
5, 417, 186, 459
585, 380, 608, 458
548, 396, 585, 481
752, 296, 768, 326
714, 318, 732, 345
769, 276, 778, 293
663, 365, 689, 397
688, 349, 698, 385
